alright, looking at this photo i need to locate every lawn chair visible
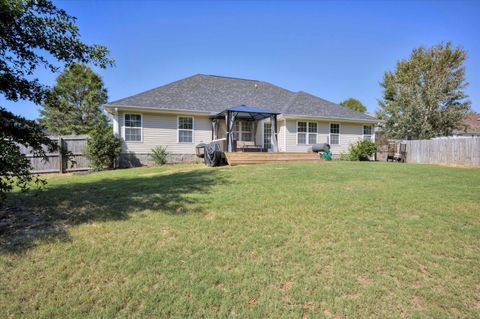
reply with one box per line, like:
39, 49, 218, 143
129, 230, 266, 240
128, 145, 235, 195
397, 143, 407, 163
386, 143, 396, 162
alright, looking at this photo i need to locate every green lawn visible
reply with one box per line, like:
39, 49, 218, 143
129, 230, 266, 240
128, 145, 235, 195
1, 162, 479, 318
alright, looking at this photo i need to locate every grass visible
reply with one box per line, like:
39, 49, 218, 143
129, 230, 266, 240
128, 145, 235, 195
0, 162, 479, 318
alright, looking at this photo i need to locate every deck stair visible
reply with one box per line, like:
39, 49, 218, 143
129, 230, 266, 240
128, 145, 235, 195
224, 152, 323, 166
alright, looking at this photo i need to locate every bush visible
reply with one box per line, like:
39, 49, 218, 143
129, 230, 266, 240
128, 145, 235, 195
341, 139, 377, 161
85, 126, 122, 170
150, 146, 169, 165
0, 139, 47, 205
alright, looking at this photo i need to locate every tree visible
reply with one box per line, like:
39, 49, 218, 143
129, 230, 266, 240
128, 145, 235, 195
339, 98, 367, 113
377, 42, 471, 139
0, 0, 113, 204
39, 64, 108, 135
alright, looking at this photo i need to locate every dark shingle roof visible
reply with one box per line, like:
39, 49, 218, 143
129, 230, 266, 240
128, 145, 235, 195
106, 74, 379, 122
285, 91, 378, 121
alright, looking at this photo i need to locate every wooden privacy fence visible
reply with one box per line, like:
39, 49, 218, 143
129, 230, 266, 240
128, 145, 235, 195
19, 135, 91, 173
403, 138, 480, 166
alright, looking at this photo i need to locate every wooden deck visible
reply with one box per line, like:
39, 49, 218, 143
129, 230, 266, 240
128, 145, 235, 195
224, 152, 323, 166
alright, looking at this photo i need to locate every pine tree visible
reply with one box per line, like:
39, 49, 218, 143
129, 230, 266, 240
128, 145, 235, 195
39, 64, 108, 135
339, 98, 367, 113
377, 42, 471, 139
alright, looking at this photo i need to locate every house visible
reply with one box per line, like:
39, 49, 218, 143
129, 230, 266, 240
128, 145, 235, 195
104, 74, 380, 166
451, 113, 480, 137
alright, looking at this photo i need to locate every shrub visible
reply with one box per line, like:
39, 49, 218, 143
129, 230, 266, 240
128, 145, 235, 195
150, 146, 169, 165
341, 139, 377, 161
0, 139, 47, 205
85, 126, 122, 170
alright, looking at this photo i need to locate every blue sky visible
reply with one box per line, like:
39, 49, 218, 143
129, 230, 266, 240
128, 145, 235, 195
3, 0, 480, 119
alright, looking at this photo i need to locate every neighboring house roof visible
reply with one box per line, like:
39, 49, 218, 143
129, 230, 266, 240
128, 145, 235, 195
453, 114, 480, 134
106, 74, 379, 122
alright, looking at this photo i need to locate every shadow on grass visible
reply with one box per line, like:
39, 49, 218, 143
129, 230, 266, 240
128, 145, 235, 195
0, 168, 226, 252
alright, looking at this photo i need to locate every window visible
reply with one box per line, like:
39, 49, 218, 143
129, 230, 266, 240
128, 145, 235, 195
178, 116, 193, 143
233, 121, 253, 141
363, 125, 373, 141
308, 122, 318, 144
123, 114, 142, 142
297, 122, 317, 144
330, 123, 340, 145
297, 122, 307, 144
263, 123, 271, 149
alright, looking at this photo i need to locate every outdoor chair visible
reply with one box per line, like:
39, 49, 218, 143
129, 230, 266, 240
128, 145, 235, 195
397, 143, 407, 162
386, 143, 396, 162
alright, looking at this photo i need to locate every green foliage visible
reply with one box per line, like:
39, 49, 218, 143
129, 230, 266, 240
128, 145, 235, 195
377, 42, 471, 139
341, 139, 377, 161
0, 0, 112, 203
0, 0, 113, 104
39, 64, 108, 135
150, 146, 169, 165
339, 98, 367, 113
0, 108, 54, 204
85, 127, 122, 170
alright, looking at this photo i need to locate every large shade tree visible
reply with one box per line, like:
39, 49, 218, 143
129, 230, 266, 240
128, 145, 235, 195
39, 64, 108, 135
0, 0, 113, 203
377, 42, 471, 139
339, 98, 367, 113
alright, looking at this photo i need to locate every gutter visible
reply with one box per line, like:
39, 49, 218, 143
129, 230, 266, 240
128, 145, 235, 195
280, 114, 382, 124
103, 104, 212, 116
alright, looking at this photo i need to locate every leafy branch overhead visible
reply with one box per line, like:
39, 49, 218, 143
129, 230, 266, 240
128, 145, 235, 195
0, 0, 113, 104
0, 0, 114, 204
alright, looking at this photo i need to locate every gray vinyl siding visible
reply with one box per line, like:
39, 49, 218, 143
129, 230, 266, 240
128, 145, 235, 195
119, 112, 211, 154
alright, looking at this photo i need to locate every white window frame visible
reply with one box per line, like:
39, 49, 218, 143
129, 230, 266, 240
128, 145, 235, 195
329, 123, 340, 145
122, 113, 143, 143
177, 116, 194, 144
363, 125, 373, 141
233, 120, 254, 142
297, 121, 317, 145
262, 121, 272, 149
